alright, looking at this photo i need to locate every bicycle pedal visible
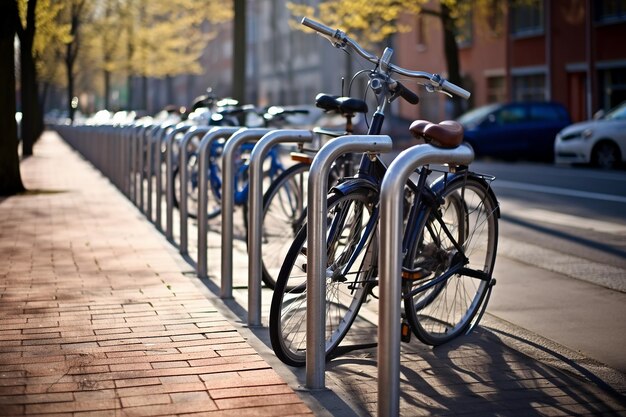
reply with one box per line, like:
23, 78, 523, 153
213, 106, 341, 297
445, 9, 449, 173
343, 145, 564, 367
401, 321, 411, 343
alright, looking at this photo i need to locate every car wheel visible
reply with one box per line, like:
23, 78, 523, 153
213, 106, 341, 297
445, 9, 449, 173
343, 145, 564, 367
591, 141, 621, 169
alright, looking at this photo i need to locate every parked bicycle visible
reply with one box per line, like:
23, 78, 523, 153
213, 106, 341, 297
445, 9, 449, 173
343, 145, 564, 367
269, 18, 499, 367
173, 104, 310, 222
259, 93, 368, 290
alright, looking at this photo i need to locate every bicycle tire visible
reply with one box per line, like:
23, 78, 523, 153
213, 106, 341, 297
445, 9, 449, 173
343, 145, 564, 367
260, 162, 310, 290
269, 188, 378, 367
403, 175, 498, 346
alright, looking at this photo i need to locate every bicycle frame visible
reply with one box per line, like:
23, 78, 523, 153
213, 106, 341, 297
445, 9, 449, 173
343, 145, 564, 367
206, 140, 286, 206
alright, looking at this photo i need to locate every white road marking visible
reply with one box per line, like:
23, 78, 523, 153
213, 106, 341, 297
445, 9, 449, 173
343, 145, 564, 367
494, 180, 626, 203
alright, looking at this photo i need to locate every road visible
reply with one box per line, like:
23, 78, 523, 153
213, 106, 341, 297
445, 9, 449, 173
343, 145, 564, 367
470, 160, 626, 373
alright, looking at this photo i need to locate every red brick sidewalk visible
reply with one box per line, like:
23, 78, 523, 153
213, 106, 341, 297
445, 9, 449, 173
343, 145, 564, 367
0, 132, 314, 416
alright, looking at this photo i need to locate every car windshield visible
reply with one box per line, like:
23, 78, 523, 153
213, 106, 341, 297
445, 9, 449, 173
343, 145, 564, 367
604, 102, 626, 120
457, 104, 500, 127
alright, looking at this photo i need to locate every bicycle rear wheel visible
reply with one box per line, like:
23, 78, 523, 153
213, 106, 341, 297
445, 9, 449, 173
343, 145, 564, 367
403, 175, 498, 346
269, 188, 378, 367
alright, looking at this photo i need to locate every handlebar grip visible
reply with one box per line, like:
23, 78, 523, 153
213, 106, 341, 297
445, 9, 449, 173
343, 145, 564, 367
395, 81, 419, 105
441, 80, 471, 100
301, 17, 337, 38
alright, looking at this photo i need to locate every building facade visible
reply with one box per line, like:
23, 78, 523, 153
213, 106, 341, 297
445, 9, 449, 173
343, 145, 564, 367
395, 0, 626, 123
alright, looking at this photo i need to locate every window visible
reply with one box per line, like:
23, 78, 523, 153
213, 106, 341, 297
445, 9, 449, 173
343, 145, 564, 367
512, 74, 546, 101
416, 14, 427, 51
595, 0, 626, 23
486, 76, 506, 103
495, 105, 526, 125
598, 67, 626, 109
510, 0, 544, 36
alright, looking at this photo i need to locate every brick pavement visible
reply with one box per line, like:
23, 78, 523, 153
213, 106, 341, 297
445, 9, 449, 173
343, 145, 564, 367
3, 131, 626, 417
0, 132, 314, 416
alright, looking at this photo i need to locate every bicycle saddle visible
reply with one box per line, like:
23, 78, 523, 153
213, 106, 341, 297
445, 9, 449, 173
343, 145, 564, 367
315, 94, 369, 115
409, 120, 464, 149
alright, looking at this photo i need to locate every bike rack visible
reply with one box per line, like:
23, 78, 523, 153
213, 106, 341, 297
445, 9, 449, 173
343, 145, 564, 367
247, 130, 314, 326
145, 124, 161, 222
164, 124, 192, 241
220, 128, 271, 300
131, 124, 148, 209
378, 143, 474, 417
153, 124, 176, 232
306, 134, 393, 389
178, 126, 212, 256
139, 125, 152, 214
196, 127, 240, 279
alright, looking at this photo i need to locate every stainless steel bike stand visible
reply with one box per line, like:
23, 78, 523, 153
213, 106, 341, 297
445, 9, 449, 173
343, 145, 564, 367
196, 127, 240, 279
178, 126, 212, 257
247, 129, 314, 326
164, 124, 192, 242
306, 135, 392, 389
220, 128, 271, 300
378, 143, 474, 417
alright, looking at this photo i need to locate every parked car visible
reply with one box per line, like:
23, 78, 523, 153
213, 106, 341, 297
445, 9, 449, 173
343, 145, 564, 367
458, 102, 571, 161
554, 101, 626, 169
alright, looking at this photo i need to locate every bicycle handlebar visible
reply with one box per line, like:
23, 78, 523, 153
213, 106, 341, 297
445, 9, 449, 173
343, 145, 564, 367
301, 17, 471, 100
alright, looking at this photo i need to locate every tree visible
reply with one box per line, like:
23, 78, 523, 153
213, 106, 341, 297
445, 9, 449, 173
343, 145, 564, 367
60, 0, 88, 123
118, 0, 233, 110
287, 0, 421, 49
17, 0, 43, 156
288, 0, 508, 118
0, 0, 26, 195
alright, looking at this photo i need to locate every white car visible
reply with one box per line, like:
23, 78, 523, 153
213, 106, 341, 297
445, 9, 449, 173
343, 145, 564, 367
554, 101, 626, 169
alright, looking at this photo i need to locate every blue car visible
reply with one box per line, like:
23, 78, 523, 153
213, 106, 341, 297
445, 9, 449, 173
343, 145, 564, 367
458, 102, 571, 161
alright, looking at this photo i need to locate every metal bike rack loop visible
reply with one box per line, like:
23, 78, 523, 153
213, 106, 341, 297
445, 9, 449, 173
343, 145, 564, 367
145, 125, 161, 222
306, 135, 393, 389
154, 124, 176, 231
196, 127, 240, 279
220, 128, 270, 300
178, 126, 212, 256
131, 124, 148, 208
138, 125, 153, 214
247, 130, 314, 325
165, 124, 192, 241
378, 143, 474, 417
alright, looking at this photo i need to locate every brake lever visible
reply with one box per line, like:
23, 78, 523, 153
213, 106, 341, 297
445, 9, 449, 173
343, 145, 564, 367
420, 82, 453, 98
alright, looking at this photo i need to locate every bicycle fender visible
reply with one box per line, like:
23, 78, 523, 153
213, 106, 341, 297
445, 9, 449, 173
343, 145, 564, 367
330, 178, 379, 197
430, 172, 501, 218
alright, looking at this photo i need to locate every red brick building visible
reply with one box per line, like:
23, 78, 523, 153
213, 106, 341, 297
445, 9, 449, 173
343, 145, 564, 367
395, 0, 626, 123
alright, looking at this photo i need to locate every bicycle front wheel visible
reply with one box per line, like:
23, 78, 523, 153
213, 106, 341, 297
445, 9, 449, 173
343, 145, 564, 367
261, 163, 310, 290
403, 175, 498, 346
269, 188, 378, 367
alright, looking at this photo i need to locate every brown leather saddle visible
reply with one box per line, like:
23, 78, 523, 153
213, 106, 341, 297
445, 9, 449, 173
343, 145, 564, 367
408, 120, 464, 148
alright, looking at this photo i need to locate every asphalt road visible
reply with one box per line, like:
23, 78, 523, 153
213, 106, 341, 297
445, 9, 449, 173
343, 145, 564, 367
469, 160, 626, 373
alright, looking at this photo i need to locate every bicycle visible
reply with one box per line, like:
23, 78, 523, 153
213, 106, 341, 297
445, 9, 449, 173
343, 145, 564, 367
173, 104, 307, 222
259, 93, 369, 290
269, 18, 499, 367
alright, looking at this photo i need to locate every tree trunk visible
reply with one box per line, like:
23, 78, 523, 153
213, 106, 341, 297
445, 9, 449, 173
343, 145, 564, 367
0, 0, 25, 195
104, 70, 111, 110
232, 0, 246, 103
127, 75, 134, 110
142, 76, 148, 112
441, 4, 464, 118
18, 0, 43, 157
66, 49, 75, 123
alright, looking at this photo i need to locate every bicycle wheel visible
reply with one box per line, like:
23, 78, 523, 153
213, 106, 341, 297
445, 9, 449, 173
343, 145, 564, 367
269, 188, 378, 367
403, 175, 498, 346
261, 163, 310, 290
172, 157, 200, 220
206, 141, 226, 219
